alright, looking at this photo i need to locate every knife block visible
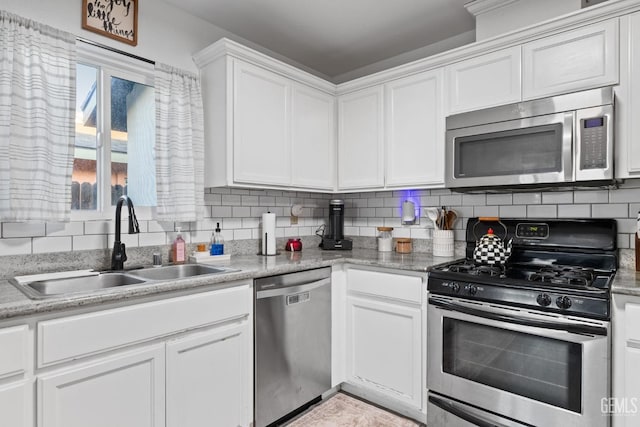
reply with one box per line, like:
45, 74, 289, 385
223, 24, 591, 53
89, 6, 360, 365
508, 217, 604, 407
636, 234, 640, 271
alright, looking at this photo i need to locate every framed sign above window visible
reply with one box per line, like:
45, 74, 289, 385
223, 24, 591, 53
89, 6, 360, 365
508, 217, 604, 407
82, 0, 138, 46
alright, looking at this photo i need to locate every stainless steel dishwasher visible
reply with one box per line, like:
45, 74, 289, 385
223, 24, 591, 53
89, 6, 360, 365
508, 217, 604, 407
255, 267, 332, 427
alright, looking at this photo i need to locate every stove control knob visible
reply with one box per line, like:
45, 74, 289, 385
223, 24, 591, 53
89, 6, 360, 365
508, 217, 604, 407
536, 293, 552, 307
466, 285, 478, 296
451, 283, 460, 293
556, 296, 572, 310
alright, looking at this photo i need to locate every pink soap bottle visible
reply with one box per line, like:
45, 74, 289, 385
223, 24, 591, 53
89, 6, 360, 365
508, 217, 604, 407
172, 227, 186, 264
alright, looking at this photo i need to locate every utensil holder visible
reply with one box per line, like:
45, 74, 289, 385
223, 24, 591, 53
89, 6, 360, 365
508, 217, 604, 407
433, 229, 455, 257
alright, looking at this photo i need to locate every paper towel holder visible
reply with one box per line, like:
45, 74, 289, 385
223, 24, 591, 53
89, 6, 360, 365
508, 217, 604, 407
401, 200, 419, 225
258, 232, 281, 256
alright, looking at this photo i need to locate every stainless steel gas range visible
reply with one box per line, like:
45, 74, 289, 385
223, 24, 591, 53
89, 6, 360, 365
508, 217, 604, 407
427, 218, 617, 427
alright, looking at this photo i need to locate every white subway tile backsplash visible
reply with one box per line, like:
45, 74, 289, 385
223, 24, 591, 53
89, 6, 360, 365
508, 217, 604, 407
474, 206, 499, 217
499, 205, 527, 217
542, 192, 573, 204
367, 197, 384, 207
211, 206, 233, 217
221, 195, 241, 205
241, 196, 259, 206
462, 194, 486, 206
147, 221, 172, 233
243, 218, 260, 228
259, 196, 276, 206
232, 207, 251, 217
204, 193, 222, 205
513, 192, 541, 205
574, 190, 608, 204
360, 226, 376, 237
84, 221, 115, 235
109, 233, 139, 248
420, 196, 440, 206
618, 234, 630, 249
392, 228, 411, 238
558, 204, 591, 218
487, 194, 512, 206
410, 228, 429, 239
2, 222, 45, 238
629, 203, 640, 217
527, 205, 557, 218
440, 195, 463, 206
223, 218, 242, 229
609, 187, 640, 203
33, 236, 72, 254
616, 218, 638, 233
383, 197, 400, 208
0, 238, 31, 256
46, 222, 84, 236
591, 204, 628, 218
376, 208, 393, 218
233, 229, 253, 240
73, 235, 108, 251
139, 232, 167, 246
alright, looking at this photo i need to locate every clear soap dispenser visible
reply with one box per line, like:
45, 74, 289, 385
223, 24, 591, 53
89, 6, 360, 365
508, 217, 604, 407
210, 222, 224, 255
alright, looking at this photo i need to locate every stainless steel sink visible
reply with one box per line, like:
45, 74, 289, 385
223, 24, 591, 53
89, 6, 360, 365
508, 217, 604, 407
24, 273, 147, 297
127, 264, 238, 281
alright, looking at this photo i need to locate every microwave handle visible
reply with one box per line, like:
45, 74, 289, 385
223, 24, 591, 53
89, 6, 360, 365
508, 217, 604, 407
429, 298, 607, 336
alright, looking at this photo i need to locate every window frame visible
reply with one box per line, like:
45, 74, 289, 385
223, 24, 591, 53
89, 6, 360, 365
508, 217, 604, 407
72, 43, 156, 221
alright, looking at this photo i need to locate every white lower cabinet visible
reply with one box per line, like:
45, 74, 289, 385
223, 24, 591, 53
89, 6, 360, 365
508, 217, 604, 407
166, 320, 252, 427
0, 381, 31, 427
342, 266, 426, 421
38, 344, 165, 427
613, 293, 640, 426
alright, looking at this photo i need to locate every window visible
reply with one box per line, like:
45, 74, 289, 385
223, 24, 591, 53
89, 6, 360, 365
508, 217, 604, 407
73, 43, 156, 217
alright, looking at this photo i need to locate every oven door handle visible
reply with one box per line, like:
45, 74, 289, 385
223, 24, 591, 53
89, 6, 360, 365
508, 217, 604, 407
429, 298, 607, 336
429, 395, 513, 427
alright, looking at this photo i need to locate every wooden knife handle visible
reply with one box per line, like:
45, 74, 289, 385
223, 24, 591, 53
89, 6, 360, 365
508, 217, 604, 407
635, 234, 640, 272
478, 217, 500, 222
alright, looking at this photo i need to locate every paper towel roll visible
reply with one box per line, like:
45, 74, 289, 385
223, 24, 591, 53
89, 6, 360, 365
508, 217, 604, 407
262, 212, 277, 255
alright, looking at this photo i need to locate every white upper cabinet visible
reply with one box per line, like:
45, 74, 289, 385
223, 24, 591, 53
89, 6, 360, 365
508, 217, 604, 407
194, 39, 336, 192
338, 86, 385, 190
233, 61, 291, 186
615, 13, 640, 179
385, 69, 444, 187
291, 84, 336, 190
522, 19, 619, 100
445, 46, 522, 115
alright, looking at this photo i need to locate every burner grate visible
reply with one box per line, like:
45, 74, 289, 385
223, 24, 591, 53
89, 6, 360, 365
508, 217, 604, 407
529, 266, 596, 287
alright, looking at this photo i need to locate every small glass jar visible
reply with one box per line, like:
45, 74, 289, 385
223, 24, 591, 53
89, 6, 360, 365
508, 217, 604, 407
396, 238, 412, 254
377, 227, 393, 252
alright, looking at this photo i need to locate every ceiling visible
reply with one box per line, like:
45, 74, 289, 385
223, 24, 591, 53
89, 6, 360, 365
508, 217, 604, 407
165, 0, 476, 79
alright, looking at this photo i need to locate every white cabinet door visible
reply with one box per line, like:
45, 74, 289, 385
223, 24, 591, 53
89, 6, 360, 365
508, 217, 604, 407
233, 60, 291, 186
346, 295, 422, 409
523, 19, 618, 100
446, 46, 521, 114
291, 84, 336, 190
338, 86, 384, 190
385, 69, 444, 187
615, 13, 640, 179
0, 381, 31, 427
166, 320, 252, 427
38, 345, 165, 427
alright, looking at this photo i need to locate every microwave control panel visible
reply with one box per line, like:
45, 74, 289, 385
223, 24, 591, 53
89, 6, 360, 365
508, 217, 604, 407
580, 116, 607, 170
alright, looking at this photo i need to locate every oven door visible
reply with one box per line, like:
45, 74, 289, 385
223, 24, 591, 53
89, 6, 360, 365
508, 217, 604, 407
445, 112, 574, 189
427, 295, 610, 427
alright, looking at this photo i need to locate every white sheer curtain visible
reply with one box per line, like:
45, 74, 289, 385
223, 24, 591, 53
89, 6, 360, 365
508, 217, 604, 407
154, 63, 205, 222
0, 11, 76, 221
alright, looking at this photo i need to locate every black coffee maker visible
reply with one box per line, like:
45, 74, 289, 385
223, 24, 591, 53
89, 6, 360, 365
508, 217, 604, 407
320, 199, 352, 250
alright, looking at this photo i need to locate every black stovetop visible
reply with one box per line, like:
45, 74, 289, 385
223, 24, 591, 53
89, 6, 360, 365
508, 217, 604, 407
427, 218, 618, 320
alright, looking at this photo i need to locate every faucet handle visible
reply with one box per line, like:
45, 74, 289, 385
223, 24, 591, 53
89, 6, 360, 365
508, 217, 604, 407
126, 198, 140, 234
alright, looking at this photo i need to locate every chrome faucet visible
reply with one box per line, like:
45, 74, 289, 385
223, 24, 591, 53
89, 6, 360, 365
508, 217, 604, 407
111, 195, 140, 270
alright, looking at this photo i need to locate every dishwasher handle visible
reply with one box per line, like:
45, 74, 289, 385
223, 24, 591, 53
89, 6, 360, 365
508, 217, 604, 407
256, 277, 330, 299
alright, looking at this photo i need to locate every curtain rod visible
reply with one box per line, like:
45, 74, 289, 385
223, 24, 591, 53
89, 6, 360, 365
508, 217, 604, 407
76, 37, 155, 65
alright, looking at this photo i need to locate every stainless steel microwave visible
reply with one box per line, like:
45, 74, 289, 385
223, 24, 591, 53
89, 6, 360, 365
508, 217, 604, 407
445, 87, 614, 190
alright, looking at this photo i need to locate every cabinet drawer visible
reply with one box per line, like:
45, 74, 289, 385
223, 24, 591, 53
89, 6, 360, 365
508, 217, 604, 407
625, 302, 640, 341
38, 284, 251, 367
0, 325, 28, 379
347, 268, 423, 304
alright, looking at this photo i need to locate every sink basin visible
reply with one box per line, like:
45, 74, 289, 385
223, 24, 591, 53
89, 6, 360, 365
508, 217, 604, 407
128, 264, 238, 281
24, 273, 146, 297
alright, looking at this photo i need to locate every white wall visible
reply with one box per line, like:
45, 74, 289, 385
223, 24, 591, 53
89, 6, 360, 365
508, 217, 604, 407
1, 0, 231, 72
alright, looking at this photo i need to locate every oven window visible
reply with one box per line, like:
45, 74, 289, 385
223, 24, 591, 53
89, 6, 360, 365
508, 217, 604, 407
454, 123, 563, 178
443, 318, 582, 412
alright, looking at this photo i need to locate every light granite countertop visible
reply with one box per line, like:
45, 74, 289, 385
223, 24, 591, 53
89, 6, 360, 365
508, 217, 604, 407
611, 268, 640, 297
2, 246, 637, 320
0, 248, 451, 321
